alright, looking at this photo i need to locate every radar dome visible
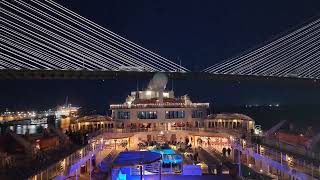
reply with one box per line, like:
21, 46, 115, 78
147, 73, 168, 91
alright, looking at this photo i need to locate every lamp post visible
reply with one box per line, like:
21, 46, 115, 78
138, 164, 143, 180
238, 149, 242, 177
280, 152, 283, 179
114, 139, 117, 150
159, 159, 162, 180
89, 155, 92, 180
75, 168, 78, 180
159, 157, 162, 180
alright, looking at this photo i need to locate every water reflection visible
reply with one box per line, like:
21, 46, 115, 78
5, 118, 66, 135
10, 124, 48, 134
0, 116, 73, 135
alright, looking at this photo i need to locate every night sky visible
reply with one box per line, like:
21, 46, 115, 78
1, 0, 320, 114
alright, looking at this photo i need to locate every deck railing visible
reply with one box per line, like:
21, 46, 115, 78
234, 140, 320, 179
88, 127, 244, 138
110, 103, 209, 109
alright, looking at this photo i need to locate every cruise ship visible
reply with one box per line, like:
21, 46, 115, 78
55, 104, 80, 119
4, 73, 319, 180
109, 73, 254, 149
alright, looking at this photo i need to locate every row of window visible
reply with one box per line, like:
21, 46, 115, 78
118, 111, 130, 119
208, 121, 242, 128
165, 111, 185, 119
192, 110, 203, 118
137, 111, 158, 119
79, 123, 114, 130
117, 110, 203, 119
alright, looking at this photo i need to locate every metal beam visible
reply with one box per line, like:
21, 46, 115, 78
0, 70, 319, 84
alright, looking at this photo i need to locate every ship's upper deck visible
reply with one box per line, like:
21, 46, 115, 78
110, 73, 209, 109
110, 90, 209, 109
110, 102, 209, 109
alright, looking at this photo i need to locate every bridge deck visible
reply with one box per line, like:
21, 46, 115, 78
0, 70, 319, 84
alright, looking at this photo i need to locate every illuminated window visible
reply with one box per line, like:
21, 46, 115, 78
163, 92, 169, 98
192, 110, 203, 118
165, 111, 185, 119
137, 111, 157, 119
118, 111, 130, 119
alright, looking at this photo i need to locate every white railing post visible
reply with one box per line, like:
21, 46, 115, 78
75, 168, 78, 180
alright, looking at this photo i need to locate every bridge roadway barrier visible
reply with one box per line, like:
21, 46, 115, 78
1, 69, 319, 84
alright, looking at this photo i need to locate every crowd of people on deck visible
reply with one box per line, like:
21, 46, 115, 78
222, 147, 232, 157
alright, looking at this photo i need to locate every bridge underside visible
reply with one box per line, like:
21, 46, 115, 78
0, 70, 319, 84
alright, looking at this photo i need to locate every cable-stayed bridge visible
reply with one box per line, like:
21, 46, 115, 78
0, 0, 320, 83
0, 0, 187, 76
204, 17, 320, 81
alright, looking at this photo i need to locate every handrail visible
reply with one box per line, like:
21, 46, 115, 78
234, 141, 320, 179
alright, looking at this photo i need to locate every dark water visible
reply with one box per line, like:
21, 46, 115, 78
0, 118, 61, 135
8, 123, 48, 135
215, 105, 320, 131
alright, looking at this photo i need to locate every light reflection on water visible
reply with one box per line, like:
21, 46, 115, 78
10, 124, 49, 134
5, 118, 64, 135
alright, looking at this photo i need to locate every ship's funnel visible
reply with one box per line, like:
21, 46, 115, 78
148, 73, 168, 91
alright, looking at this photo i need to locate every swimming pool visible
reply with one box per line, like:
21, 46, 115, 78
149, 149, 183, 164
149, 148, 175, 155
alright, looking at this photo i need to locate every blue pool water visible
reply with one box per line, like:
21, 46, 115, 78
149, 149, 175, 155
149, 149, 183, 164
